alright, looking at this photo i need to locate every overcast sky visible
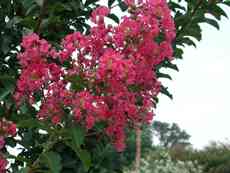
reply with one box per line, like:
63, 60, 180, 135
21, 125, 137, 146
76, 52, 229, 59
155, 7, 230, 149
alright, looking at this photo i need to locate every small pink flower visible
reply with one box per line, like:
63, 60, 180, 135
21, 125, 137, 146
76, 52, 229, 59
7, 123, 16, 136
51, 115, 61, 125
0, 157, 7, 172
114, 140, 126, 152
124, 0, 134, 6
91, 6, 110, 23
86, 115, 95, 130
73, 108, 82, 122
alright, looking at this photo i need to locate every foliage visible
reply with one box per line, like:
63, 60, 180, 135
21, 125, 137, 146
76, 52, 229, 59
0, 0, 229, 172
170, 141, 230, 173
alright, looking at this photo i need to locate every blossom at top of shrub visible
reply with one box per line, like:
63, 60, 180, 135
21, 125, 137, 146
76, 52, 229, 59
14, 0, 175, 151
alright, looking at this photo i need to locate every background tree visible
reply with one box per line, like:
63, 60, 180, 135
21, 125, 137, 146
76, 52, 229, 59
152, 121, 191, 148
170, 141, 230, 173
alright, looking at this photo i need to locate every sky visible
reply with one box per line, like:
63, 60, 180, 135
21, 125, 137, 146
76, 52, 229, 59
155, 7, 230, 149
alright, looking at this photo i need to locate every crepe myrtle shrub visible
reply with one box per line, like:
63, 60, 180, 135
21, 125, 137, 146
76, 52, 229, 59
13, 0, 175, 172
0, 0, 230, 172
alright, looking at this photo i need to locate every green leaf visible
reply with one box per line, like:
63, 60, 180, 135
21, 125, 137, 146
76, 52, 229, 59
1, 35, 11, 55
118, 0, 128, 11
176, 37, 196, 47
174, 13, 189, 28
0, 87, 12, 101
78, 149, 91, 172
223, 1, 230, 7
160, 85, 173, 99
5, 137, 17, 147
65, 141, 91, 172
174, 47, 184, 59
42, 152, 62, 173
18, 167, 29, 173
65, 126, 91, 171
0, 83, 14, 101
35, 0, 44, 7
22, 0, 35, 10
19, 102, 30, 114
185, 24, 202, 41
0, 75, 15, 81
208, 5, 228, 20
70, 125, 85, 148
128, 84, 141, 92
16, 118, 44, 128
107, 13, 120, 23
21, 16, 37, 30
85, 0, 98, 6
65, 75, 86, 91
203, 18, 220, 30
156, 72, 172, 80
169, 1, 186, 11
108, 0, 116, 7
164, 61, 179, 72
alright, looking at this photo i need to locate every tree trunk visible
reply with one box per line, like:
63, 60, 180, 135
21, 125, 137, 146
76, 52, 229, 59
134, 122, 141, 173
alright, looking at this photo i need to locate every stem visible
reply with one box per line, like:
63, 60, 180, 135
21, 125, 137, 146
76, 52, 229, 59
134, 122, 141, 173
35, 0, 48, 34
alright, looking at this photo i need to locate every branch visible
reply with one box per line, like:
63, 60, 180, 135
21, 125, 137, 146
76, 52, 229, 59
134, 122, 142, 173
35, 0, 48, 34
176, 0, 203, 37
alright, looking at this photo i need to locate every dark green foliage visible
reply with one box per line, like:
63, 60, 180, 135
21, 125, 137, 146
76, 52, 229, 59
0, 0, 229, 172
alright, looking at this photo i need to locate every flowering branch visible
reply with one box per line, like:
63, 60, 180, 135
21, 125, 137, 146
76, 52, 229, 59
176, 0, 203, 37
13, 0, 176, 171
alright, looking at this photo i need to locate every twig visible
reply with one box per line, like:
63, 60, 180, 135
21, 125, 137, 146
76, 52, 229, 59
35, 0, 48, 34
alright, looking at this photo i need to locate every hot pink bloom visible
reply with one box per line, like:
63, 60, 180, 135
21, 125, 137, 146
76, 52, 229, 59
91, 6, 110, 23
73, 108, 82, 122
7, 123, 17, 136
51, 115, 61, 125
14, 0, 175, 152
86, 115, 95, 130
0, 156, 7, 172
21, 33, 40, 49
124, 0, 134, 6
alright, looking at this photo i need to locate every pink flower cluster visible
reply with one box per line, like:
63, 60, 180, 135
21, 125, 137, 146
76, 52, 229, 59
15, 0, 175, 151
0, 156, 7, 173
0, 119, 17, 172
